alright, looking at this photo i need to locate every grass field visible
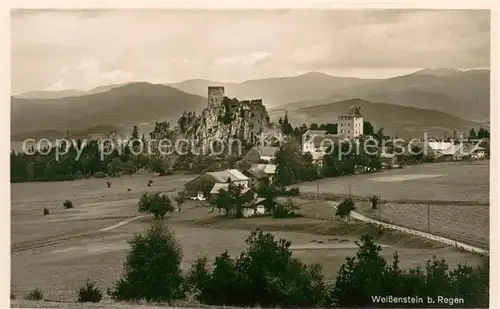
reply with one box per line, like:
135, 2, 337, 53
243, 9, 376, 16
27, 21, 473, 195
297, 161, 490, 248
11, 170, 486, 304
298, 161, 489, 203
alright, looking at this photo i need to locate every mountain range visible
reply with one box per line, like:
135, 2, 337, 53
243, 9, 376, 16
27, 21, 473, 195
11, 68, 489, 141
270, 98, 480, 139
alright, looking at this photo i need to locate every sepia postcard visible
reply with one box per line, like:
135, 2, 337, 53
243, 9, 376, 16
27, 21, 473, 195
4, 3, 497, 308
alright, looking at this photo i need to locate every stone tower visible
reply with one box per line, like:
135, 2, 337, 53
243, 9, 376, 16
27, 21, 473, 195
208, 86, 225, 109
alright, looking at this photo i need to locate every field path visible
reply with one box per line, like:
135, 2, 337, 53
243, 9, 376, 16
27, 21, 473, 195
98, 215, 147, 232
328, 202, 488, 255
12, 215, 149, 253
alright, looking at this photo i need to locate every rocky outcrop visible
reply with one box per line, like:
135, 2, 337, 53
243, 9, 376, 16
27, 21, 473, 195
177, 87, 270, 149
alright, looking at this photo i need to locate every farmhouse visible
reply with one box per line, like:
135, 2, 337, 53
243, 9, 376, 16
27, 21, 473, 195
244, 163, 277, 190
184, 169, 249, 197
242, 146, 278, 163
442, 143, 487, 161
209, 183, 255, 198
302, 130, 344, 161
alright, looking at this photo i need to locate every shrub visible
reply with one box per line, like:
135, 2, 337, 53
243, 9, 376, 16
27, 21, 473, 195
10, 293, 15, 300
108, 221, 185, 302
63, 200, 73, 209
272, 199, 299, 218
138, 192, 175, 220
127, 188, 131, 192
335, 198, 355, 220
43, 208, 50, 215
147, 180, 153, 187
93, 171, 106, 178
285, 187, 300, 196
77, 278, 103, 303
25, 288, 44, 301
106, 181, 112, 188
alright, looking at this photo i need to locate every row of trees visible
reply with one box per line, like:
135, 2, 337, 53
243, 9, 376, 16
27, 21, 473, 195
106, 222, 488, 307
11, 121, 252, 182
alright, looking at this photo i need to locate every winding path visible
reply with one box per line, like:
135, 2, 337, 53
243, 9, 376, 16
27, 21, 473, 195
328, 201, 488, 255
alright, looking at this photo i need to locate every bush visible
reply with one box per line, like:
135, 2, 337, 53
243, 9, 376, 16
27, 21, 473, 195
63, 200, 73, 209
272, 199, 299, 218
127, 188, 131, 192
106, 181, 112, 188
138, 192, 175, 220
93, 171, 106, 178
43, 207, 50, 215
108, 221, 185, 302
77, 278, 103, 303
335, 198, 355, 220
10, 293, 15, 300
285, 187, 300, 196
25, 288, 44, 301
147, 180, 153, 187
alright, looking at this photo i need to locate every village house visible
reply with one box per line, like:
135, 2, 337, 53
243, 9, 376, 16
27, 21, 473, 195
184, 169, 249, 198
242, 146, 278, 163
442, 143, 487, 161
244, 163, 276, 190
301, 130, 344, 161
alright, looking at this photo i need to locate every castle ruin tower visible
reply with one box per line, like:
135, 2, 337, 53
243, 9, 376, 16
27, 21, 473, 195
208, 86, 225, 109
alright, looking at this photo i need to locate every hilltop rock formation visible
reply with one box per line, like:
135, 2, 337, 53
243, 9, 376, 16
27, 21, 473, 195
177, 86, 270, 149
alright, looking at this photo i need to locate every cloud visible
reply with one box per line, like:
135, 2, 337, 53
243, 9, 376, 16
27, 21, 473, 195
45, 58, 133, 91
11, 9, 490, 94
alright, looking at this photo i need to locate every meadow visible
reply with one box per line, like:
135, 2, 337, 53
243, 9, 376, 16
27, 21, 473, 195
11, 165, 488, 304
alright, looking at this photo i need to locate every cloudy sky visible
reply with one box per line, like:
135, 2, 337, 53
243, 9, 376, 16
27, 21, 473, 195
11, 9, 490, 94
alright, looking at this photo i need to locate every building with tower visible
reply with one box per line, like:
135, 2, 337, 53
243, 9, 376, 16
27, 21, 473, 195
338, 106, 364, 139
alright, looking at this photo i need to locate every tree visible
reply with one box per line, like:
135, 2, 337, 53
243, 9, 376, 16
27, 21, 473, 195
325, 123, 337, 134
477, 127, 490, 139
193, 230, 329, 307
256, 184, 280, 212
280, 111, 294, 136
138, 192, 175, 219
175, 191, 186, 212
185, 256, 211, 297
108, 222, 185, 303
374, 128, 386, 142
335, 198, 355, 221
210, 181, 250, 218
329, 234, 489, 307
310, 123, 319, 130
363, 121, 375, 136
469, 128, 477, 140
370, 195, 379, 210
128, 125, 142, 155
107, 157, 125, 176
330, 234, 389, 307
